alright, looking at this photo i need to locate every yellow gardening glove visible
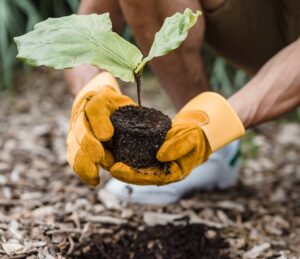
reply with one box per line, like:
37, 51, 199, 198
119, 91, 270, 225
157, 92, 245, 182
66, 72, 136, 186
110, 163, 182, 186
110, 92, 245, 186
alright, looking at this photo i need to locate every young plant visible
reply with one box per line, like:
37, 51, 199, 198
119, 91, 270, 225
14, 8, 201, 106
14, 8, 201, 169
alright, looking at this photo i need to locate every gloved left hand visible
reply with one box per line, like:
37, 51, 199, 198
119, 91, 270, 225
66, 72, 136, 186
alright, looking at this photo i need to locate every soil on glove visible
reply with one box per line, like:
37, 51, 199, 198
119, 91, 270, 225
70, 224, 230, 259
110, 105, 171, 168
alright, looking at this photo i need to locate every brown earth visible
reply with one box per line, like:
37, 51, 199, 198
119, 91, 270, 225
0, 70, 299, 258
111, 105, 171, 169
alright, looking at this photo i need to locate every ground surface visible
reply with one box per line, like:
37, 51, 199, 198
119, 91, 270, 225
0, 70, 299, 259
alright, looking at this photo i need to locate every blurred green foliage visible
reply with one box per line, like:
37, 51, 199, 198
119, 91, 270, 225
0, 0, 79, 90
240, 130, 259, 162
202, 45, 251, 97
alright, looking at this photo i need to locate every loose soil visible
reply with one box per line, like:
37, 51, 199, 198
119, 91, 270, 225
110, 105, 171, 168
0, 70, 299, 258
70, 224, 229, 259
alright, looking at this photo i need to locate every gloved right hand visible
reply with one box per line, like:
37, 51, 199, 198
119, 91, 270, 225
66, 72, 136, 186
156, 92, 245, 181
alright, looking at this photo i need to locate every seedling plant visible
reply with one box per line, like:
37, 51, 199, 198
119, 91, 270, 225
15, 8, 201, 106
15, 9, 201, 169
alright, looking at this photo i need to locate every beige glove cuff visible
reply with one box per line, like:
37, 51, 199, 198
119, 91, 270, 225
73, 72, 120, 109
180, 92, 245, 152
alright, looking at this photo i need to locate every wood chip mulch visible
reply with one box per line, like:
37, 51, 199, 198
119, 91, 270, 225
0, 71, 299, 258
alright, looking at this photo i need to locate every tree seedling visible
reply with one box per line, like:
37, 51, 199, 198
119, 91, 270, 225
15, 9, 201, 169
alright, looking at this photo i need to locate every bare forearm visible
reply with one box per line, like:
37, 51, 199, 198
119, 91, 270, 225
229, 39, 300, 128
119, 0, 210, 109
79, 0, 125, 33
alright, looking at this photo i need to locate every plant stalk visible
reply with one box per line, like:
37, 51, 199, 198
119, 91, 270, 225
134, 73, 142, 106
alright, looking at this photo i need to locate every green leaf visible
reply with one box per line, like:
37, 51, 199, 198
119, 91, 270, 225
136, 8, 201, 73
14, 14, 143, 82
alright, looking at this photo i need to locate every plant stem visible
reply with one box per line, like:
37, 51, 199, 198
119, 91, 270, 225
134, 73, 142, 106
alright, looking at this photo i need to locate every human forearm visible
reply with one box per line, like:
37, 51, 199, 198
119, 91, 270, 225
119, 0, 210, 109
228, 39, 300, 128
65, 0, 126, 96
78, 0, 125, 33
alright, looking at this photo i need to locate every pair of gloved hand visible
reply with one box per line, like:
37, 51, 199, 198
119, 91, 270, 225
67, 72, 245, 186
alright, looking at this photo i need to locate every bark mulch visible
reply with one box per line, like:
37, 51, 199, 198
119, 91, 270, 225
0, 70, 299, 258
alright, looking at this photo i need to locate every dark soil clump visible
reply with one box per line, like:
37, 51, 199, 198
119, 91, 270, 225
69, 224, 230, 259
110, 105, 171, 168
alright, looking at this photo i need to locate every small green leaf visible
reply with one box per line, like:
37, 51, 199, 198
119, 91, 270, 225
136, 8, 201, 73
14, 14, 143, 82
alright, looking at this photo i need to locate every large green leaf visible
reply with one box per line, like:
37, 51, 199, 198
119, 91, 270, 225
136, 8, 201, 73
14, 14, 143, 82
